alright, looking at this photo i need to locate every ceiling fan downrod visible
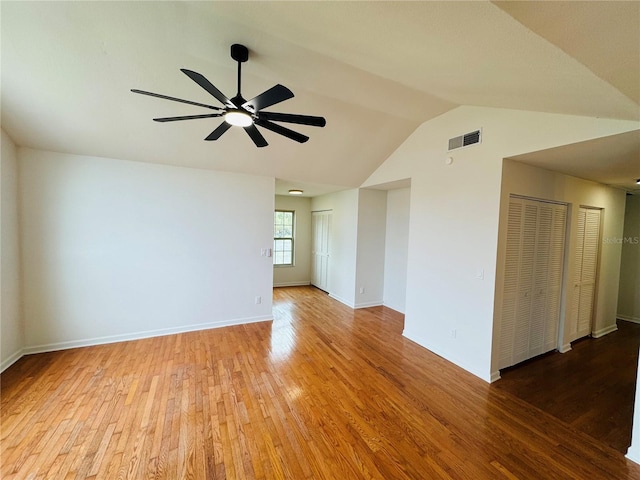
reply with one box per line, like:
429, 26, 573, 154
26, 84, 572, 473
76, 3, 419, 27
231, 44, 249, 105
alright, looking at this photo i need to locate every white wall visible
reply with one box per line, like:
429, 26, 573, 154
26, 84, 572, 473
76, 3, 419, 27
19, 148, 274, 352
354, 189, 387, 308
362, 105, 638, 382
273, 195, 312, 287
1, 129, 24, 371
628, 354, 640, 463
311, 189, 358, 307
495, 160, 627, 372
383, 187, 410, 313
618, 194, 640, 322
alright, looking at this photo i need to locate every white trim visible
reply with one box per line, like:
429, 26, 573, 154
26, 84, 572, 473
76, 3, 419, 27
403, 328, 492, 383
354, 300, 383, 309
618, 314, 640, 325
626, 450, 640, 465
509, 194, 568, 207
592, 323, 618, 339
1, 348, 25, 374
329, 293, 355, 309
490, 371, 501, 383
383, 301, 405, 314
559, 343, 572, 354
382, 303, 403, 315
22, 315, 273, 356
273, 281, 311, 288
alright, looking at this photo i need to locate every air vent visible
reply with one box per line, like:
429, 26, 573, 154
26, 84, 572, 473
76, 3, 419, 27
448, 129, 482, 151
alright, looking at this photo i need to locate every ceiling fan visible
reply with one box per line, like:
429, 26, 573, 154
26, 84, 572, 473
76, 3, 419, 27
131, 44, 326, 147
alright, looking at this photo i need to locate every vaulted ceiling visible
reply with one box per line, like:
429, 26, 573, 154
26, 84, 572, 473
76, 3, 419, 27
2, 1, 638, 193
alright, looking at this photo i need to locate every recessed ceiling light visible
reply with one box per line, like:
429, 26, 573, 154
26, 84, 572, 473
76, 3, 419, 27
224, 110, 253, 127
288, 189, 304, 195
636, 178, 640, 185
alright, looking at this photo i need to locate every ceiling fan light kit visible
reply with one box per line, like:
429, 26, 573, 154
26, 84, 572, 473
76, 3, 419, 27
224, 110, 252, 127
132, 44, 326, 147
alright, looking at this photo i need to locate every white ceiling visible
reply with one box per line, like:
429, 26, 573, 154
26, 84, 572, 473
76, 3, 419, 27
2, 1, 639, 194
509, 130, 640, 194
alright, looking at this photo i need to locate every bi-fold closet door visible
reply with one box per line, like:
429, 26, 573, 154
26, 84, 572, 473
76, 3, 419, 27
571, 207, 601, 340
498, 197, 567, 370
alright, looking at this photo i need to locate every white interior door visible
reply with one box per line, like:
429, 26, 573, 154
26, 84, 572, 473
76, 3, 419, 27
571, 207, 601, 340
311, 211, 331, 292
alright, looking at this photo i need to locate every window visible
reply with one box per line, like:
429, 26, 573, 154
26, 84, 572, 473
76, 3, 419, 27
274, 210, 294, 266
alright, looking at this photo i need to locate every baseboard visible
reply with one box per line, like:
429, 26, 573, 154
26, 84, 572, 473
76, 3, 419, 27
329, 293, 355, 309
402, 329, 493, 383
490, 371, 501, 383
626, 448, 640, 465
559, 343, 572, 354
618, 314, 640, 324
23, 315, 273, 356
382, 302, 405, 314
592, 323, 618, 339
327, 293, 381, 310
1, 348, 25, 374
354, 300, 383, 309
273, 281, 311, 288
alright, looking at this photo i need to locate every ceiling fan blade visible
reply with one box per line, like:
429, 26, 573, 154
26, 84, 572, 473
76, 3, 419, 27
181, 69, 235, 108
255, 119, 309, 144
258, 111, 326, 127
242, 84, 294, 112
205, 122, 232, 141
154, 113, 223, 122
244, 124, 268, 147
131, 89, 222, 110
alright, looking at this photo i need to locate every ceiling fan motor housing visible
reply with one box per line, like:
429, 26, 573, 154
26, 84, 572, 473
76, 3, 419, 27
231, 44, 249, 63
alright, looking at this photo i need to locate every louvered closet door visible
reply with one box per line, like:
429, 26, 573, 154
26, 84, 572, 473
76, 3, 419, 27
512, 202, 537, 365
544, 207, 567, 351
528, 203, 552, 358
498, 201, 522, 369
571, 207, 601, 339
498, 197, 567, 370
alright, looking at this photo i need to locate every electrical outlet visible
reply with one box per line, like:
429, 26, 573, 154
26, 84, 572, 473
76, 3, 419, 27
450, 329, 457, 339
359, 287, 365, 294
255, 296, 261, 304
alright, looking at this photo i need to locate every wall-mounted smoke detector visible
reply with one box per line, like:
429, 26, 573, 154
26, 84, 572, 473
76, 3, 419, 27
448, 129, 482, 151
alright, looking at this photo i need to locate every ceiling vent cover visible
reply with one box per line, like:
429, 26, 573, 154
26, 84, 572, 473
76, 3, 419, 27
448, 129, 482, 151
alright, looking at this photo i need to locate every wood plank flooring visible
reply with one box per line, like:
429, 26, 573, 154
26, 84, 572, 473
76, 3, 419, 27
2, 286, 640, 479
494, 319, 640, 454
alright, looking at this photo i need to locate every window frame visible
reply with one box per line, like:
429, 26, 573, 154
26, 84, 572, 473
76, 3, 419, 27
273, 210, 295, 267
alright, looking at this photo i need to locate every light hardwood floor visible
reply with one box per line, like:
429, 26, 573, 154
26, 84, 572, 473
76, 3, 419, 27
2, 286, 639, 479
